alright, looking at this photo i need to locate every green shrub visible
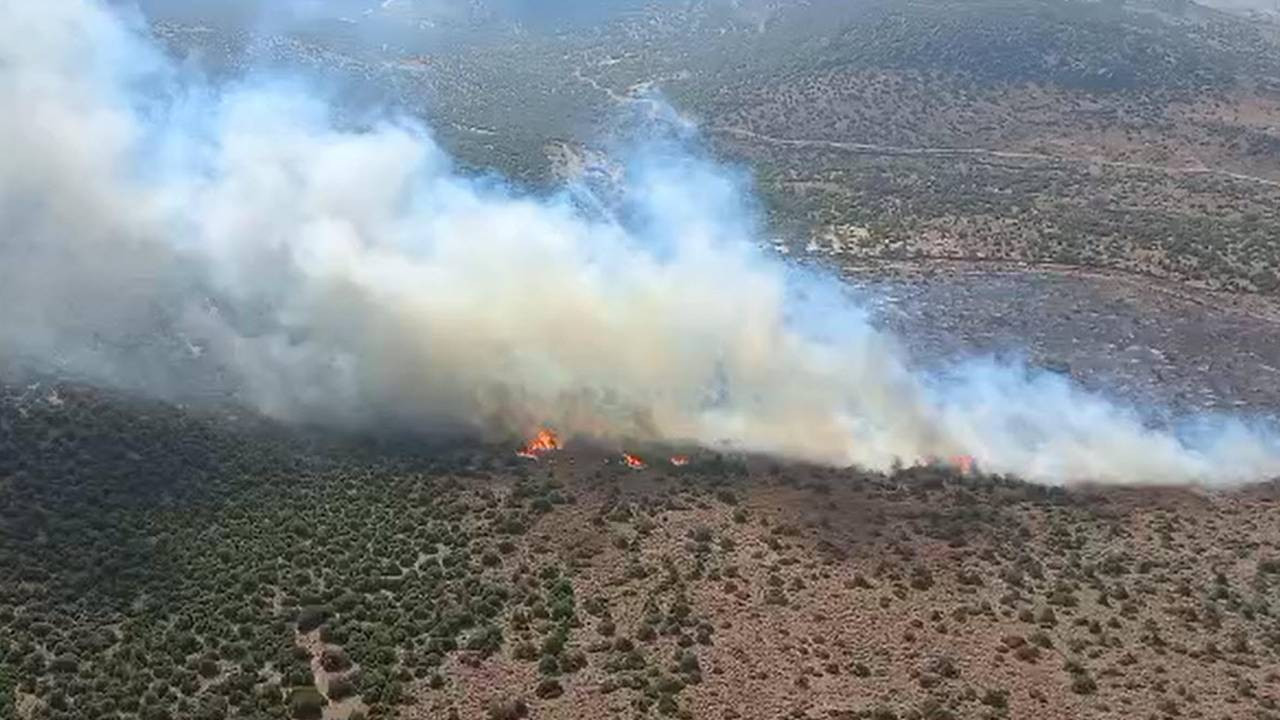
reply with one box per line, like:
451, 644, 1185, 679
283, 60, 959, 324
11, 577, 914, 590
326, 676, 355, 701
513, 642, 538, 661
562, 651, 588, 673
319, 647, 351, 672
535, 679, 563, 699
1071, 674, 1098, 695
678, 651, 700, 675
488, 697, 528, 720
540, 631, 566, 656
980, 688, 1009, 708
538, 655, 560, 676
466, 625, 503, 655
198, 657, 219, 678
297, 607, 330, 633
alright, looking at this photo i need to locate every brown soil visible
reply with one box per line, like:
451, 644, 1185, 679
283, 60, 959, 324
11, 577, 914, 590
400, 451, 1280, 720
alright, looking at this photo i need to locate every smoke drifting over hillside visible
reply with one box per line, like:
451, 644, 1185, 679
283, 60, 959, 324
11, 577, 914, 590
3, 0, 1278, 485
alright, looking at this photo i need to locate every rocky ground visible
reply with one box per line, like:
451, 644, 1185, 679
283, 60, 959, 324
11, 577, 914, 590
407, 447, 1280, 720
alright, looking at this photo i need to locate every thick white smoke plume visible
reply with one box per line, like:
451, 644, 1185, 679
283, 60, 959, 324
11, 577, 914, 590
2, 0, 1278, 486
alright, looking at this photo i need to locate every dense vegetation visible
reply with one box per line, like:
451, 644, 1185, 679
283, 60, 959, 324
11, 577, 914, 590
0, 382, 736, 720
3, 377, 1280, 719
0, 382, 518, 720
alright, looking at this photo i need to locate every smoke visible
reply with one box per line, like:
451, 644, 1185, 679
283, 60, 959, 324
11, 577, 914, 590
3, 0, 1279, 486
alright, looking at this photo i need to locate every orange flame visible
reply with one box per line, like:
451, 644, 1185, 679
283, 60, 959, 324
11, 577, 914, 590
670, 455, 689, 467
951, 455, 975, 475
621, 452, 647, 470
516, 428, 562, 460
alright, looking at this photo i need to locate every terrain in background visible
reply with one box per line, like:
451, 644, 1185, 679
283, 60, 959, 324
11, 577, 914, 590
150, 0, 1280, 292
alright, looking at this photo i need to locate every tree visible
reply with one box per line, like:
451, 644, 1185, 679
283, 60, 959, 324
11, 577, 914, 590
319, 648, 351, 673
326, 675, 356, 701
297, 607, 330, 633
289, 688, 326, 720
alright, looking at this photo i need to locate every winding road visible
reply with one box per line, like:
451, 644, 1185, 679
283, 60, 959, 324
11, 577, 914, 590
712, 126, 1280, 189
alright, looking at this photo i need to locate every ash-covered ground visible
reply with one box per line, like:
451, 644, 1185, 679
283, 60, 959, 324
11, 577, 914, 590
844, 264, 1280, 422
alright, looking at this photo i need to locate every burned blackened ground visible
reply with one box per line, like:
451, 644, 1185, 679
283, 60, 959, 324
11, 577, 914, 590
2, 381, 1279, 720
845, 264, 1280, 421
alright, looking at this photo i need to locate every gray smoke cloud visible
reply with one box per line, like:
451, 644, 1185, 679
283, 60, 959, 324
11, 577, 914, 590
3, 0, 1279, 486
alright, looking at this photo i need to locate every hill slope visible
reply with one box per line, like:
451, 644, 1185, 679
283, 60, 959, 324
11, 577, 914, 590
3, 383, 1280, 720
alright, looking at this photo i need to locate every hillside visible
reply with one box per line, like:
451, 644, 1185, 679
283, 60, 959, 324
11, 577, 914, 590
3, 383, 1280, 720
7, 3, 1280, 720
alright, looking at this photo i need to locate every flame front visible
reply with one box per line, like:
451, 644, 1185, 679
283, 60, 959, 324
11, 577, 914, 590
952, 455, 975, 475
622, 452, 647, 470
670, 455, 689, 467
517, 428, 562, 460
